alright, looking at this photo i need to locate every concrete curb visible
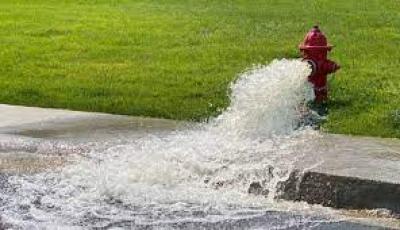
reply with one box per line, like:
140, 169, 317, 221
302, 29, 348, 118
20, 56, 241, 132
274, 134, 400, 217
279, 170, 400, 216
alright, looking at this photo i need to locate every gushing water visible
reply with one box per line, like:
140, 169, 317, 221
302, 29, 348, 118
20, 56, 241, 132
0, 59, 333, 229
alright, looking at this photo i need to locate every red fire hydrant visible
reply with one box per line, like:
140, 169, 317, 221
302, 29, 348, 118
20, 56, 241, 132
299, 26, 340, 103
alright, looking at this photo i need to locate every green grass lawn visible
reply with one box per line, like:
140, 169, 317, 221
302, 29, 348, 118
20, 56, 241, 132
0, 0, 399, 137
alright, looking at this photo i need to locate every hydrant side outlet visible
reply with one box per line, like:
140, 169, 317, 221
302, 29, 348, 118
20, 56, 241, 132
299, 26, 340, 103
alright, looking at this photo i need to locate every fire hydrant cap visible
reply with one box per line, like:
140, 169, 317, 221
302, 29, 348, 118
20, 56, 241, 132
299, 26, 333, 50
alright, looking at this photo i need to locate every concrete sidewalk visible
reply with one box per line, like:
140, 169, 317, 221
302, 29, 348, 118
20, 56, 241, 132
0, 104, 184, 174
0, 104, 89, 127
0, 104, 183, 141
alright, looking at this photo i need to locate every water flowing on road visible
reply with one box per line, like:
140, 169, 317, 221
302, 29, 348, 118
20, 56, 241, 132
1, 60, 383, 229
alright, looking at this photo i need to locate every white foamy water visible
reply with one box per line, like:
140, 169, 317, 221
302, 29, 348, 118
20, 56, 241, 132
0, 59, 341, 229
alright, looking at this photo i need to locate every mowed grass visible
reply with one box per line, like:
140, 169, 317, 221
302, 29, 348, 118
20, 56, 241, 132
0, 0, 399, 137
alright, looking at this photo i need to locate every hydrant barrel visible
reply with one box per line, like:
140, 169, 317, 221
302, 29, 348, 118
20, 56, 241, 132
299, 26, 339, 103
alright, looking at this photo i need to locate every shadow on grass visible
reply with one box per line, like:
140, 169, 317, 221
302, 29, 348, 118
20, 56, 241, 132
327, 97, 354, 110
389, 110, 400, 129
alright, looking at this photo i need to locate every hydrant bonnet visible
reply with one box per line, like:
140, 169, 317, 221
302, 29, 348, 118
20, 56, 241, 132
299, 26, 333, 51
